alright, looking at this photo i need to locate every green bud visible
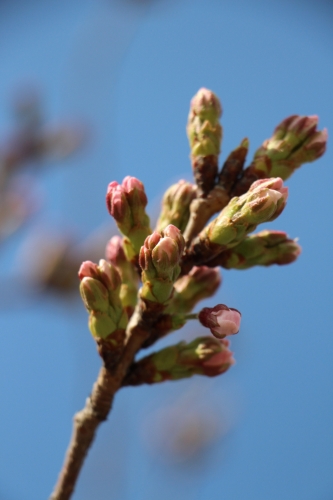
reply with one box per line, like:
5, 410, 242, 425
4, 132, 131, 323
122, 337, 235, 386
156, 180, 197, 233
89, 312, 117, 340
191, 178, 288, 262
209, 230, 301, 269
80, 277, 109, 313
78, 260, 128, 346
187, 88, 222, 157
106, 236, 139, 315
167, 266, 221, 314
253, 115, 327, 180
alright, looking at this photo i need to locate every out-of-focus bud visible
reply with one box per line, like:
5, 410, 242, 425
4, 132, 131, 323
156, 180, 197, 233
105, 236, 139, 316
208, 230, 301, 269
198, 304, 241, 339
233, 115, 327, 196
139, 225, 185, 304
188, 177, 288, 264
187, 88, 223, 195
122, 336, 235, 386
106, 176, 151, 259
167, 266, 221, 314
80, 277, 109, 314
79, 258, 121, 292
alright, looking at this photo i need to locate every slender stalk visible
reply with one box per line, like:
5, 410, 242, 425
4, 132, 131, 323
49, 301, 161, 500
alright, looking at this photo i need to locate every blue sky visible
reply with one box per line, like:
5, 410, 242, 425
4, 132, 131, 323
0, 1, 332, 499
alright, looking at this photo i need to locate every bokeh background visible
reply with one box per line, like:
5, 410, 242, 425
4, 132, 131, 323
0, 0, 332, 499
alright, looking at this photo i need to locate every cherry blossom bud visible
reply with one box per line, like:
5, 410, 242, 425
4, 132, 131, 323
187, 88, 222, 157
105, 235, 126, 266
208, 230, 301, 269
188, 177, 289, 265
167, 266, 221, 314
139, 225, 185, 304
122, 336, 235, 386
105, 236, 139, 316
78, 259, 127, 344
234, 115, 327, 194
78, 260, 99, 281
199, 304, 241, 339
156, 180, 197, 232
106, 176, 151, 259
187, 88, 223, 195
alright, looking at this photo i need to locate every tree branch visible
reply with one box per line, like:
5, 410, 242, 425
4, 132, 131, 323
49, 299, 163, 500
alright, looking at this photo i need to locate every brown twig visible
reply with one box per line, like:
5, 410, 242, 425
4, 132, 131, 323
49, 299, 164, 500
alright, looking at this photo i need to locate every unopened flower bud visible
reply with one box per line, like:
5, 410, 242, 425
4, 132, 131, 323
78, 259, 127, 347
187, 88, 222, 157
105, 235, 127, 266
106, 236, 139, 316
245, 115, 327, 183
106, 176, 151, 259
167, 266, 221, 314
209, 230, 301, 269
78, 260, 99, 281
199, 304, 241, 339
187, 88, 223, 195
106, 182, 131, 233
139, 225, 185, 304
122, 336, 235, 386
79, 277, 109, 314
79, 259, 121, 293
188, 177, 288, 264
156, 180, 197, 232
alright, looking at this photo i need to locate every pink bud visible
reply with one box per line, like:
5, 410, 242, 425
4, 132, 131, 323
105, 236, 125, 265
153, 237, 179, 267
78, 261, 99, 281
144, 231, 162, 250
106, 182, 128, 221
163, 224, 185, 255
199, 304, 241, 339
122, 176, 145, 194
98, 259, 120, 290
139, 246, 151, 271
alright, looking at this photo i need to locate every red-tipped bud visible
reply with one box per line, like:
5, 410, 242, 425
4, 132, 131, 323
78, 260, 99, 281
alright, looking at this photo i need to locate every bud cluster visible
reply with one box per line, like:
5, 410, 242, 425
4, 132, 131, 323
188, 177, 288, 265
78, 259, 127, 342
106, 176, 151, 260
78, 88, 326, 388
139, 225, 185, 304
